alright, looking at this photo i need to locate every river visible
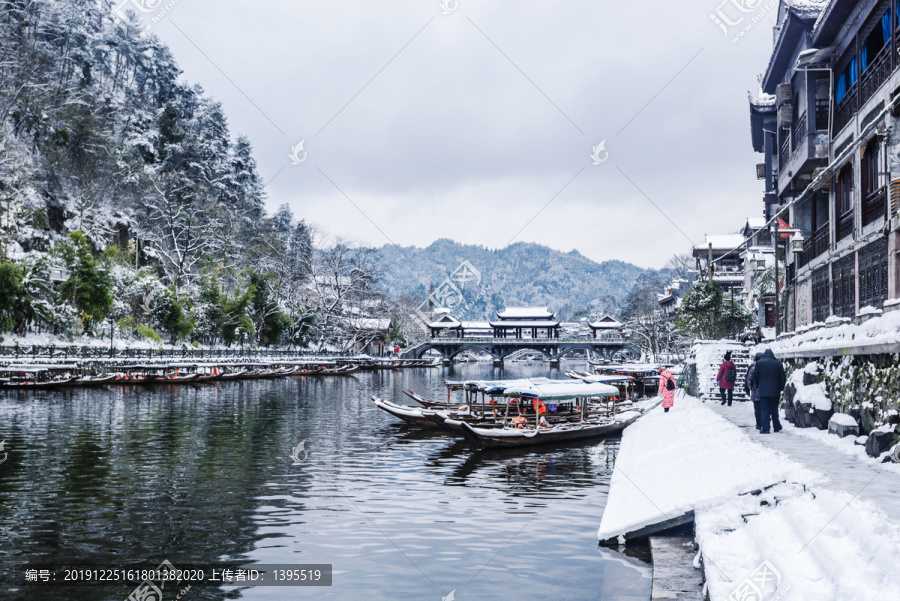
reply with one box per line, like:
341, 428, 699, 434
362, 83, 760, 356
0, 361, 651, 601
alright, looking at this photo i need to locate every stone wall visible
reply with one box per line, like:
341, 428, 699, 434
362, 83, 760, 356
783, 355, 900, 459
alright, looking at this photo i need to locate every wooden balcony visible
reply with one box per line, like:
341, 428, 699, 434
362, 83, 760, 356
833, 86, 857, 136
797, 222, 830, 269
860, 44, 892, 107
862, 186, 887, 226
791, 112, 807, 152
779, 135, 790, 171
836, 209, 854, 242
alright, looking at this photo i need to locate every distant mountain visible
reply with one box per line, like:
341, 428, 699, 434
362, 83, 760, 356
374, 239, 669, 321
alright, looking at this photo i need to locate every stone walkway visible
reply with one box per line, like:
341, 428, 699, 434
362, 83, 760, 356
707, 399, 900, 519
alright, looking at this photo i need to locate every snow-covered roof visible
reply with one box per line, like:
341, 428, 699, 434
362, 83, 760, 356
461, 321, 492, 329
428, 316, 461, 328
749, 91, 776, 108
496, 307, 554, 320
712, 274, 746, 285
695, 234, 746, 252
790, 0, 830, 19
746, 217, 767, 229
489, 320, 560, 328
590, 315, 622, 329
354, 318, 392, 330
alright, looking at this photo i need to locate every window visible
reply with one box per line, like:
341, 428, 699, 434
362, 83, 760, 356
836, 164, 853, 215
835, 57, 858, 104
861, 9, 892, 72
861, 138, 880, 198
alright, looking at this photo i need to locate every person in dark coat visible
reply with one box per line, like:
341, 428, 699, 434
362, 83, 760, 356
744, 352, 763, 430
716, 351, 737, 407
751, 349, 786, 434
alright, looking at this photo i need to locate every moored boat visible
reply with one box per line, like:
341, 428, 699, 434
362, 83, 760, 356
456, 380, 651, 448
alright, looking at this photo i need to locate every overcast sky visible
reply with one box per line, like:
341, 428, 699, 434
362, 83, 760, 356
144, 0, 777, 268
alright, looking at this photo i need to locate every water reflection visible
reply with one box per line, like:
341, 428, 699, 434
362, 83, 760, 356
0, 363, 649, 601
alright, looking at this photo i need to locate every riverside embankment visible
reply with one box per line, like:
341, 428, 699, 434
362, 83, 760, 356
597, 393, 900, 601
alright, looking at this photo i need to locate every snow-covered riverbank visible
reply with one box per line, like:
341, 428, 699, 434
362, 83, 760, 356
597, 394, 900, 601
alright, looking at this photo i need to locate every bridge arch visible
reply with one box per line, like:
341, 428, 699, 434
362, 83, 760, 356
447, 346, 493, 361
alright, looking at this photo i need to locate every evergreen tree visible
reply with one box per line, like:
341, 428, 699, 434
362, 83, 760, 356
56, 231, 113, 332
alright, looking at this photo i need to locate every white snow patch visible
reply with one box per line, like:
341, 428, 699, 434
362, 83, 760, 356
794, 382, 832, 411
697, 484, 900, 601
828, 413, 858, 427
597, 395, 817, 541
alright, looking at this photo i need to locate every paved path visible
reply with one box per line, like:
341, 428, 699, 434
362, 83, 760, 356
706, 399, 900, 519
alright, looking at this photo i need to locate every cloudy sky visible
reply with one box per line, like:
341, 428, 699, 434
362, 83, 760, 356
144, 0, 777, 268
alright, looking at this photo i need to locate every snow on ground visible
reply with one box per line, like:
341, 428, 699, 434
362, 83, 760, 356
597, 394, 818, 541
780, 421, 900, 477
599, 394, 900, 600
696, 483, 900, 601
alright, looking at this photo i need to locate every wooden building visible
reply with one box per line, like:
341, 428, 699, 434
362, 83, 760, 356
751, 0, 900, 331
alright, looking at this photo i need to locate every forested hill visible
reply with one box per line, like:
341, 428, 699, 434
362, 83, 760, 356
0, 0, 315, 346
375, 240, 659, 321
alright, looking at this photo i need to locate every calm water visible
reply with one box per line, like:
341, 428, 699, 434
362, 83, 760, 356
0, 362, 651, 601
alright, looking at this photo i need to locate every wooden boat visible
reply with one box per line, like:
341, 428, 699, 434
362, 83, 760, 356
219, 369, 249, 380
3, 376, 78, 389
455, 380, 649, 448
459, 413, 641, 448
372, 397, 445, 428
75, 375, 117, 386
319, 365, 360, 375
155, 373, 199, 384
291, 367, 324, 376
0, 366, 81, 390
402, 389, 445, 408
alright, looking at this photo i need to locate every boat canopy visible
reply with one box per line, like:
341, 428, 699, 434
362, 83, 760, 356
573, 374, 633, 384
0, 364, 79, 373
503, 380, 618, 400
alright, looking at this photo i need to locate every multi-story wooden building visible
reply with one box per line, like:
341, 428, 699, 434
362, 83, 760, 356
751, 0, 900, 331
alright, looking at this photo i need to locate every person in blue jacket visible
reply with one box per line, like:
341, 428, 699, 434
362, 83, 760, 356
751, 349, 786, 434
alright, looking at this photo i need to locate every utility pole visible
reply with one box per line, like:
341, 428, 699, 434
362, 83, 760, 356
774, 222, 780, 336
730, 285, 735, 340
707, 242, 713, 284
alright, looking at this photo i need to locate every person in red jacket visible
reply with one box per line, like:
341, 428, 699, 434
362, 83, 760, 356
716, 351, 737, 407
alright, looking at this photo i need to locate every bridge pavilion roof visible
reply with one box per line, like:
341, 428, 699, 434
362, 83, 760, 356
488, 320, 560, 328
496, 307, 555, 320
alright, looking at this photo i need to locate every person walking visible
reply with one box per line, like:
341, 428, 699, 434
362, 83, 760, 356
716, 351, 737, 407
744, 352, 763, 430
751, 349, 786, 434
660, 367, 677, 413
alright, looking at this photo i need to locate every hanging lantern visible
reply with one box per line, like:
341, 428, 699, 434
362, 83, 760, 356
791, 233, 805, 253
